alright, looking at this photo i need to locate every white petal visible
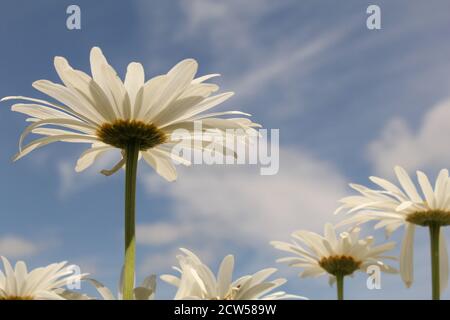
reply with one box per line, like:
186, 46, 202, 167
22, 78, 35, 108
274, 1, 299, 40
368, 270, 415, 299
124, 62, 145, 113
11, 103, 80, 122
300, 267, 325, 278
138, 75, 167, 120
1, 257, 17, 295
152, 96, 204, 127
19, 118, 96, 151
76, 145, 112, 172
178, 83, 219, 99
14, 134, 98, 161
369, 176, 406, 198
144, 59, 198, 122
435, 169, 449, 209
395, 166, 422, 202
158, 92, 234, 128
153, 145, 191, 166
192, 74, 220, 84
102, 64, 131, 119
189, 111, 251, 121
142, 150, 177, 181
160, 274, 181, 287
3, 96, 86, 120
417, 171, 435, 208
217, 255, 234, 298
15, 261, 28, 295
86, 279, 115, 300
32, 80, 104, 125
57, 65, 115, 122
400, 223, 415, 288
324, 223, 337, 250
396, 201, 414, 212
248, 268, 278, 285
90, 47, 115, 104
238, 282, 276, 300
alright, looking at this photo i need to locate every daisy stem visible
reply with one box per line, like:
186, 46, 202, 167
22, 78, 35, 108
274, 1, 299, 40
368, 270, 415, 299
429, 223, 440, 300
336, 274, 344, 300
123, 140, 140, 300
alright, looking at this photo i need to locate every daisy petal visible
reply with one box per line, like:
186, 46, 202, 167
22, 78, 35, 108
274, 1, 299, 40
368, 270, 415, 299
400, 223, 415, 288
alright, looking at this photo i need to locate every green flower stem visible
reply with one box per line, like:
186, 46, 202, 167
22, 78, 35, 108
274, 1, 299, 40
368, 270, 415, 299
429, 223, 440, 300
123, 140, 140, 300
336, 274, 344, 300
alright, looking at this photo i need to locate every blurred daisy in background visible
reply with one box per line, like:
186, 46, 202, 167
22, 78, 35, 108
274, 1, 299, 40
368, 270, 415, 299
336, 166, 450, 299
271, 223, 396, 300
0, 256, 87, 300
161, 248, 305, 300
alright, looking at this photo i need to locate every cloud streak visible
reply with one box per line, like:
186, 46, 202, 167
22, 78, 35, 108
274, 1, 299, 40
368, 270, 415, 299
0, 235, 41, 258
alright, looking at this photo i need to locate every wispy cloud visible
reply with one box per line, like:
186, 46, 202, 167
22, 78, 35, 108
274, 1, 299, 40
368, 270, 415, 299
137, 223, 193, 246
57, 150, 121, 197
0, 235, 41, 258
368, 99, 450, 176
138, 147, 347, 281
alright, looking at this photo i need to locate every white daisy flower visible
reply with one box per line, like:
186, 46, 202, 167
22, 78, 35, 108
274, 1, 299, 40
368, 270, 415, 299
271, 224, 396, 299
336, 166, 450, 299
0, 256, 87, 300
2, 46, 259, 181
1, 47, 260, 300
161, 248, 305, 300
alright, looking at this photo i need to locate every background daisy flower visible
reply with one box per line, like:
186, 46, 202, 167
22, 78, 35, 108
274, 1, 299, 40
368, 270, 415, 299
336, 166, 450, 299
0, 256, 87, 300
271, 223, 396, 300
161, 248, 305, 300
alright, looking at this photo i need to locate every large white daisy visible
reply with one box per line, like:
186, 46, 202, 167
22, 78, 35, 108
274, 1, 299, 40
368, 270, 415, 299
2, 47, 260, 300
271, 224, 396, 299
2, 46, 259, 181
161, 248, 304, 300
336, 166, 450, 299
0, 256, 87, 300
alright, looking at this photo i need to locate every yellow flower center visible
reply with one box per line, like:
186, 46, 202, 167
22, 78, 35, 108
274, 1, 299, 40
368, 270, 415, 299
96, 119, 167, 151
406, 210, 450, 227
319, 255, 362, 276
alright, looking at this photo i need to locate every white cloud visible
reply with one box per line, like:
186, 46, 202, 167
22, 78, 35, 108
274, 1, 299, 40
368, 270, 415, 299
178, 0, 352, 102
139, 246, 218, 277
57, 149, 121, 197
368, 99, 450, 176
139, 147, 347, 274
139, 250, 178, 276
179, 0, 284, 52
0, 235, 40, 258
73, 257, 100, 275
230, 28, 348, 99
136, 0, 355, 122
137, 223, 193, 246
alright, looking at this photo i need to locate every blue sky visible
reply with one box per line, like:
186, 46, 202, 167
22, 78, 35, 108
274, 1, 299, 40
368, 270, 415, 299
1, 0, 450, 299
